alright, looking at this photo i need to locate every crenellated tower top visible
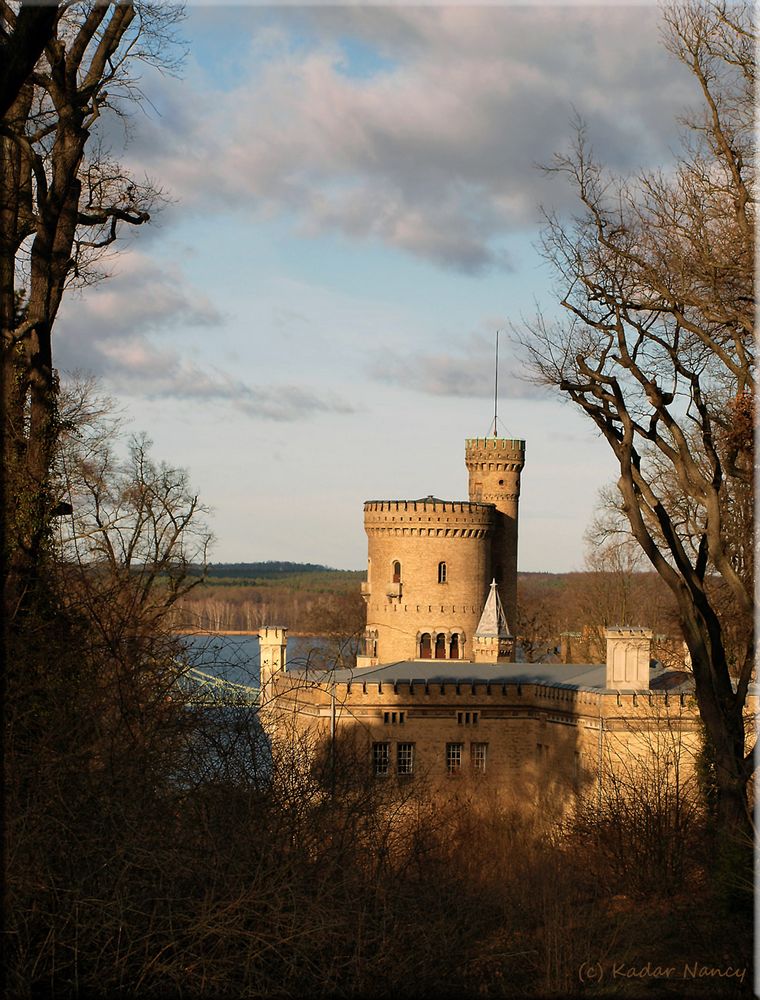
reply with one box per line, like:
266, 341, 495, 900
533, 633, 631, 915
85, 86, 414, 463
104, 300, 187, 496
465, 438, 525, 496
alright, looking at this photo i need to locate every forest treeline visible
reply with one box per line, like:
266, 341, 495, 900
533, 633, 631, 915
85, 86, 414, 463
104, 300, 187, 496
192, 561, 364, 582
176, 564, 679, 649
176, 565, 367, 634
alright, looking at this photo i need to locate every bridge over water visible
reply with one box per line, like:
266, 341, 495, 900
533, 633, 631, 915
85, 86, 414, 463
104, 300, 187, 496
176, 666, 259, 708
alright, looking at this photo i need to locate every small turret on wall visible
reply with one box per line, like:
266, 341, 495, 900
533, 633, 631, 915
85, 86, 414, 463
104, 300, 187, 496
472, 579, 514, 663
605, 627, 653, 690
259, 626, 287, 706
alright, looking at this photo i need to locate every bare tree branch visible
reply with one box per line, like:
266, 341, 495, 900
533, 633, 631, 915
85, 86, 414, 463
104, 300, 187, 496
518, 0, 755, 838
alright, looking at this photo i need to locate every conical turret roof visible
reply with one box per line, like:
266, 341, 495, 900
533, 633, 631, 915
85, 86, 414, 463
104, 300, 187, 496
475, 579, 513, 639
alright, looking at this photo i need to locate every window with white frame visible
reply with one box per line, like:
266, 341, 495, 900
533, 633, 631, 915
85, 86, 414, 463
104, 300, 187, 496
471, 743, 488, 773
373, 742, 390, 776
397, 743, 414, 775
446, 742, 463, 773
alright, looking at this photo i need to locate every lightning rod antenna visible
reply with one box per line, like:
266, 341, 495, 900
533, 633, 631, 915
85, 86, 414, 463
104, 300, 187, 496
492, 329, 500, 437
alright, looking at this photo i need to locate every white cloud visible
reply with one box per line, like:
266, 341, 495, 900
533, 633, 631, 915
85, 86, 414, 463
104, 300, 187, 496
55, 250, 223, 368
118, 5, 697, 273
367, 330, 551, 400
55, 251, 355, 421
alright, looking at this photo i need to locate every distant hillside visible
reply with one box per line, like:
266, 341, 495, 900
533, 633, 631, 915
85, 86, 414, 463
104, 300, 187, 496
185, 562, 365, 595
200, 561, 356, 580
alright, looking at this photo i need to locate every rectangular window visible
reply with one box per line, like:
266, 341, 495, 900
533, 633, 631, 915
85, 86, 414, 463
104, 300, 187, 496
397, 742, 415, 775
457, 711, 479, 725
446, 742, 463, 773
373, 742, 390, 776
536, 743, 550, 762
471, 743, 488, 773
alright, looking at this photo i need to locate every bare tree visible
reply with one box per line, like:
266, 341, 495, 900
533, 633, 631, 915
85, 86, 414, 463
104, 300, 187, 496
54, 375, 212, 641
572, 487, 680, 660
1, 1, 183, 620
519, 0, 754, 838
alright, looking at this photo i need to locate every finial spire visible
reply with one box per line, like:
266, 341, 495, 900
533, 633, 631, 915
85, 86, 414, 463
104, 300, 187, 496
475, 579, 512, 639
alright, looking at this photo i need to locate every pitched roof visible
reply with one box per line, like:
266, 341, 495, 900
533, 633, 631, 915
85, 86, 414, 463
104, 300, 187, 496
289, 659, 697, 694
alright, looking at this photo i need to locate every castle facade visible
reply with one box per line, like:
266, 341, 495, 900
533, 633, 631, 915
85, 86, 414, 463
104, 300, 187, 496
258, 432, 733, 799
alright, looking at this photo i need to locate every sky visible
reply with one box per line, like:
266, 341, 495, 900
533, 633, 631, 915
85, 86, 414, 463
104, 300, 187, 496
55, 2, 698, 572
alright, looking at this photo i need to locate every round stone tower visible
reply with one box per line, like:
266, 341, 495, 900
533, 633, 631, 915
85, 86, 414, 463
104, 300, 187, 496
464, 437, 525, 636
358, 498, 495, 666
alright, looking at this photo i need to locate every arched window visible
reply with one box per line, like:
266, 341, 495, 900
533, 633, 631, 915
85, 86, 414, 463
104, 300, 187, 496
438, 561, 447, 584
435, 633, 446, 659
392, 560, 401, 583
420, 633, 432, 659
450, 633, 460, 660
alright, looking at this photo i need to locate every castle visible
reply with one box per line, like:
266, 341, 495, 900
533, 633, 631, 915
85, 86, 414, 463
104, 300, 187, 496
259, 434, 708, 800
358, 436, 524, 667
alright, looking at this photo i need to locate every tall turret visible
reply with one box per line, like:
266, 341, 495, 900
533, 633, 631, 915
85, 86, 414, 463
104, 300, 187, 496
465, 437, 525, 644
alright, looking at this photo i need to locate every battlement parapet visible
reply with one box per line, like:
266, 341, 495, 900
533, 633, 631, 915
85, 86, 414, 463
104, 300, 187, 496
272, 673, 701, 717
364, 500, 494, 515
465, 437, 526, 451
465, 438, 525, 469
465, 440, 525, 479
364, 500, 496, 538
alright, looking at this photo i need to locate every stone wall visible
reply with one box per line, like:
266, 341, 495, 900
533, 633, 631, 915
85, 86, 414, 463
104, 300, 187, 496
264, 670, 706, 814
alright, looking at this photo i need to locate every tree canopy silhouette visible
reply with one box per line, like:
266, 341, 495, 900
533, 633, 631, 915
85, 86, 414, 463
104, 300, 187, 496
520, 0, 755, 838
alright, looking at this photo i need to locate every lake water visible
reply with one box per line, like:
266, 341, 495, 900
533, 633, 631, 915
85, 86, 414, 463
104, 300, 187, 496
180, 633, 340, 688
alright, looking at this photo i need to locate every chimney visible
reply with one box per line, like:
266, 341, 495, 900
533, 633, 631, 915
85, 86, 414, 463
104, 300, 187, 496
605, 627, 653, 690
259, 626, 287, 705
